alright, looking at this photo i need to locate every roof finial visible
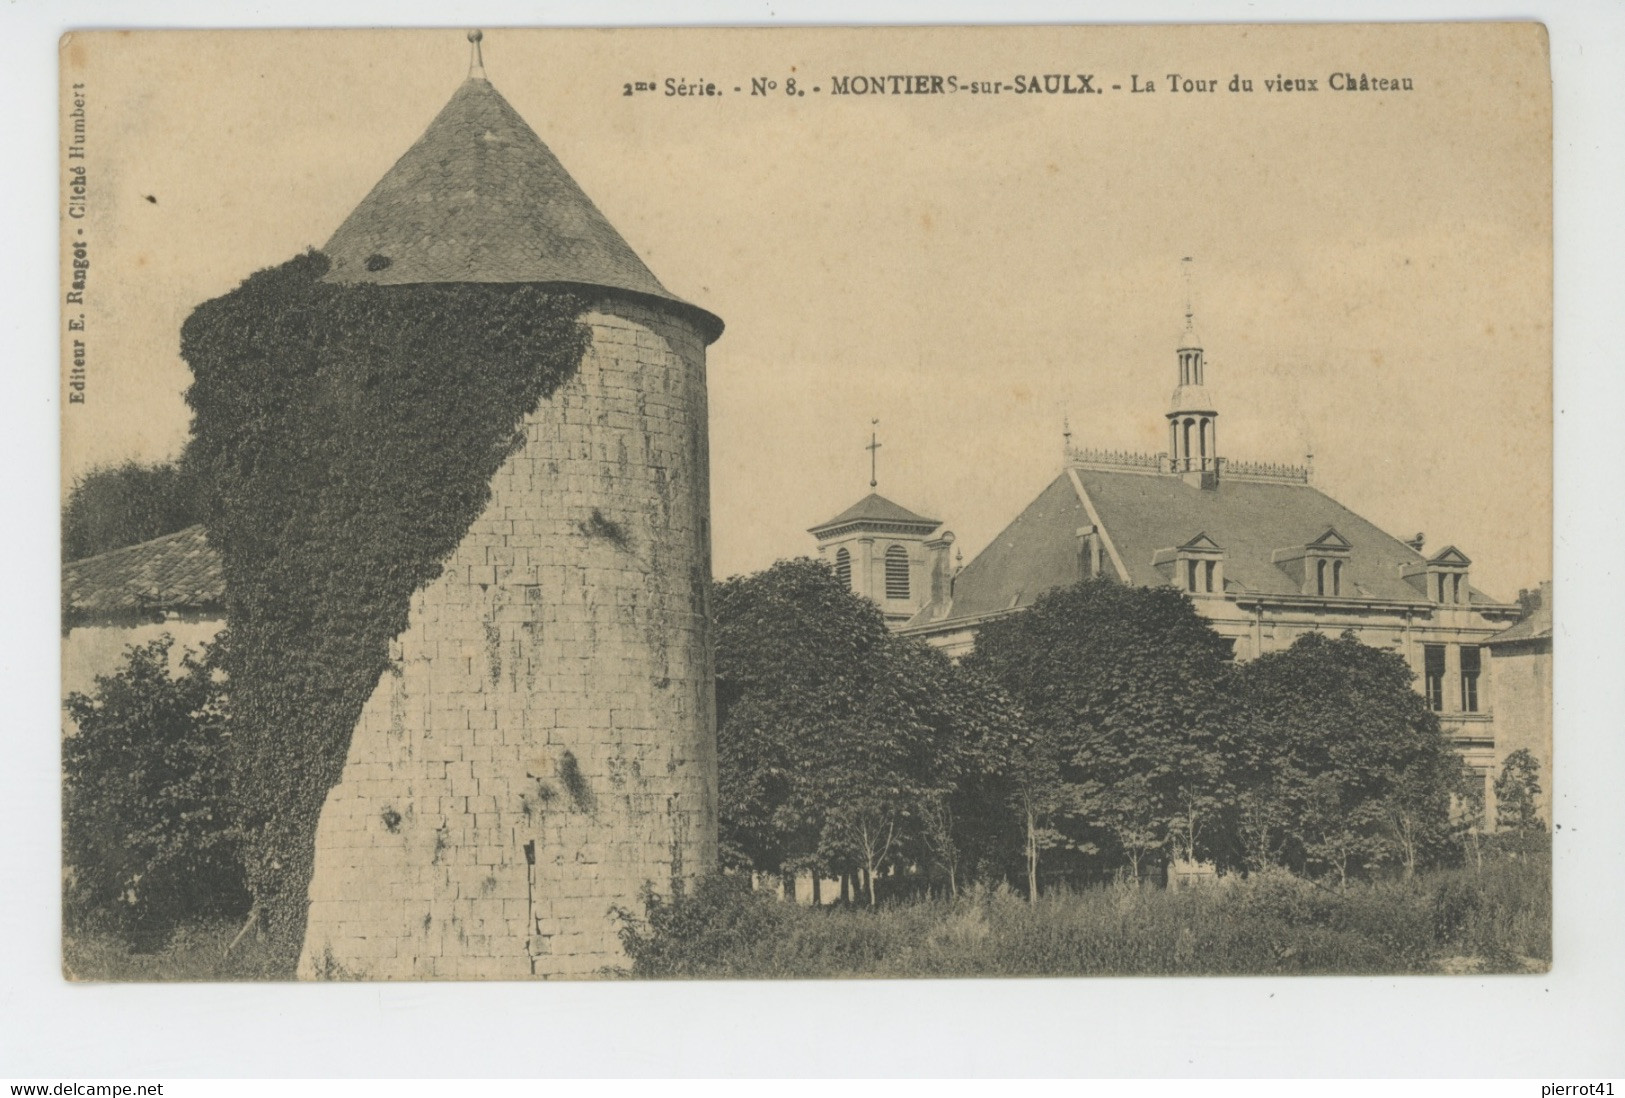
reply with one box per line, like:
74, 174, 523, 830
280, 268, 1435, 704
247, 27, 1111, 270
1062, 412, 1073, 457
468, 29, 487, 81
1181, 255, 1195, 326
867, 419, 882, 490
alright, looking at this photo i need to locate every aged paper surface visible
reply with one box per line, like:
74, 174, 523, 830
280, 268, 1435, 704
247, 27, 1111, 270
58, 25, 1552, 986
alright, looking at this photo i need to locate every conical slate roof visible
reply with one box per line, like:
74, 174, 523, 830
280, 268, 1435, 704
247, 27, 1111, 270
322, 76, 722, 342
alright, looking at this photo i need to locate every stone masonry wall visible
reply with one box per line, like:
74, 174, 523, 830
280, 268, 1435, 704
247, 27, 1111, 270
297, 301, 716, 979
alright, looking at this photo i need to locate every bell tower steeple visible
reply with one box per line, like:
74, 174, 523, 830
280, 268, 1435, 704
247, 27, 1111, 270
1166, 257, 1219, 480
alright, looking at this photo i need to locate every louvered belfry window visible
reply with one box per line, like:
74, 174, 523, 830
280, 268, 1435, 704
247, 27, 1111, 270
884, 545, 910, 600
834, 547, 852, 588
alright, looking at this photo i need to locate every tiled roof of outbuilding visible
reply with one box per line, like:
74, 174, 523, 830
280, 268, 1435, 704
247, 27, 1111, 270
63, 525, 224, 618
322, 76, 722, 342
1488, 584, 1552, 646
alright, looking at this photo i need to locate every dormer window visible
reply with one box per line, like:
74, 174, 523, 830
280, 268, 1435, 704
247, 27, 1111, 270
1154, 533, 1225, 597
1272, 527, 1352, 598
1404, 546, 1472, 606
1314, 558, 1345, 596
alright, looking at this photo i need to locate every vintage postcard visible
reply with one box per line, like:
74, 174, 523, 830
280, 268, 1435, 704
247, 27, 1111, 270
59, 24, 1552, 982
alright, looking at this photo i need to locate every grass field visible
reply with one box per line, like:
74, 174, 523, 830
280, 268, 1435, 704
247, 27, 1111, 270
614, 852, 1551, 979
62, 852, 1549, 982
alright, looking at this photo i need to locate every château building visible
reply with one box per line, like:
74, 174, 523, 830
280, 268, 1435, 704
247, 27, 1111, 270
813, 290, 1542, 811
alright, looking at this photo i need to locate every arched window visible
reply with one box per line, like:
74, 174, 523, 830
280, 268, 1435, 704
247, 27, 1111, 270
1182, 419, 1194, 468
1332, 560, 1343, 597
1204, 560, 1216, 593
1316, 558, 1328, 596
834, 547, 851, 588
1185, 559, 1199, 592
1199, 418, 1210, 465
1452, 574, 1464, 604
884, 545, 910, 600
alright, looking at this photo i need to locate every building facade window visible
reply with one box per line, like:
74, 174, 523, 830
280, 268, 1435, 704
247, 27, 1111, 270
1332, 559, 1343, 596
1204, 559, 1216, 593
1460, 644, 1481, 712
834, 547, 851, 588
1186, 559, 1199, 592
1424, 644, 1446, 711
884, 544, 910, 600
1316, 558, 1328, 596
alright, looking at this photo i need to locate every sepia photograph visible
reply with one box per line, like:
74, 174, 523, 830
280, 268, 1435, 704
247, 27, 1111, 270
55, 23, 1554, 990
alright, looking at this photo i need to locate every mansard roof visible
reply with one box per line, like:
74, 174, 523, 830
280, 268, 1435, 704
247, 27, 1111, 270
322, 75, 722, 342
63, 524, 224, 620
808, 492, 941, 536
906, 466, 1498, 629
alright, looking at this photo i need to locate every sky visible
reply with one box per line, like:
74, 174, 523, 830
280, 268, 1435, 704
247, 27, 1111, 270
60, 24, 1551, 600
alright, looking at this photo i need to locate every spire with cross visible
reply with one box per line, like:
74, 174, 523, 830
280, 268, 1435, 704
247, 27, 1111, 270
1182, 254, 1195, 326
867, 419, 882, 489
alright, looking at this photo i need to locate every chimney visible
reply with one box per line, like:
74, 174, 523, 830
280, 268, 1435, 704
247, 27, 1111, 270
1076, 524, 1104, 578
926, 531, 957, 605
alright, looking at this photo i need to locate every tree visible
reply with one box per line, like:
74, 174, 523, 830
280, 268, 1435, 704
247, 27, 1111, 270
62, 457, 201, 561
713, 558, 898, 883
62, 635, 248, 944
930, 667, 1028, 897
1230, 631, 1462, 880
963, 578, 1234, 891
713, 558, 1020, 903
1494, 748, 1545, 836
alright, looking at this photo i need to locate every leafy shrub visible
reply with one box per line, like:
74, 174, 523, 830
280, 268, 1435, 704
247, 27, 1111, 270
62, 635, 247, 948
613, 874, 788, 978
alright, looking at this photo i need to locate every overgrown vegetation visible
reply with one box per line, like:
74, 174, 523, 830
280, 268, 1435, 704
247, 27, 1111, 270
64, 918, 284, 982
62, 636, 247, 949
179, 250, 588, 971
613, 853, 1551, 979
62, 458, 201, 561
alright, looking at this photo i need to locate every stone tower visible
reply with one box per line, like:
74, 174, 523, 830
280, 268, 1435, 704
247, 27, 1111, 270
297, 47, 723, 979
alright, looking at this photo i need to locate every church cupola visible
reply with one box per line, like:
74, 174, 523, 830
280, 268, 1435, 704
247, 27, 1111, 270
808, 424, 947, 627
1166, 258, 1219, 480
